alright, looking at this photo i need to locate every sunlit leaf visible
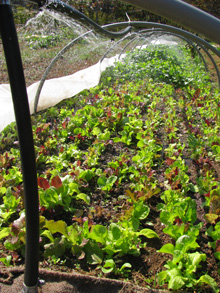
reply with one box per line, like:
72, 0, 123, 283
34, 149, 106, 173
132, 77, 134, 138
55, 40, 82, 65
168, 275, 185, 290
38, 177, 50, 190
0, 227, 10, 241
76, 193, 90, 204
198, 275, 219, 293
139, 228, 159, 239
204, 213, 219, 224
51, 175, 62, 189
44, 220, 68, 237
158, 243, 174, 255
89, 225, 108, 244
97, 176, 107, 187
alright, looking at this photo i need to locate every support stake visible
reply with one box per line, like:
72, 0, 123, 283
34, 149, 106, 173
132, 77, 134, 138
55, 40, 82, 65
0, 1, 39, 291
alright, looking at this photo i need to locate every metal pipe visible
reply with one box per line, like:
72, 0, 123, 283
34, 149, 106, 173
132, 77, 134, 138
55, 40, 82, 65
100, 32, 137, 62
0, 1, 39, 291
120, 0, 220, 45
31, 0, 220, 44
118, 35, 142, 59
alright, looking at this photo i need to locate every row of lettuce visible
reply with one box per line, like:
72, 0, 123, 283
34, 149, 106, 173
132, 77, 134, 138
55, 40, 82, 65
0, 46, 220, 291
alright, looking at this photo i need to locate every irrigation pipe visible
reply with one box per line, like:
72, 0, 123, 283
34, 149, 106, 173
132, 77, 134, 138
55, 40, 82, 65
0, 1, 39, 292
33, 0, 220, 44
120, 0, 220, 45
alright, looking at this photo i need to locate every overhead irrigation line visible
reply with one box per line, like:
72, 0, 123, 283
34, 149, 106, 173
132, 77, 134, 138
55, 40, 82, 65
120, 0, 220, 45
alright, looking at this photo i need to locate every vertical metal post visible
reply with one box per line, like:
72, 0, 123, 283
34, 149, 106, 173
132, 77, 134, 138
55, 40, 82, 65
0, 1, 39, 291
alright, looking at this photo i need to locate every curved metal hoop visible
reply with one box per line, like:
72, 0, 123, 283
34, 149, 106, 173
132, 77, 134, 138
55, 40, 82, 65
34, 18, 220, 113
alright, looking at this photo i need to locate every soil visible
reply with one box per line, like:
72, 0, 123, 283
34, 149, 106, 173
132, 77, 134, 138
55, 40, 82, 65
0, 266, 169, 293
0, 33, 220, 292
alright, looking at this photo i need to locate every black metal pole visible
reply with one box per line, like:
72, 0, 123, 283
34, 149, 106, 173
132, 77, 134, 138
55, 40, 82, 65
0, 1, 39, 291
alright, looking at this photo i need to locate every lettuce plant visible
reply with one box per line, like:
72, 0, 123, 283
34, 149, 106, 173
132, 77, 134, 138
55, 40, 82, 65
206, 222, 220, 263
158, 235, 218, 292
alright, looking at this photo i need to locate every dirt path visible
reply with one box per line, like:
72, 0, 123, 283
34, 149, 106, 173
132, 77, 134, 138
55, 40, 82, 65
0, 266, 168, 293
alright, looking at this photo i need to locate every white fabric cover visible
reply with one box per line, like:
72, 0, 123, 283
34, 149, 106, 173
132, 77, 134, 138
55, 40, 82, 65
0, 55, 120, 132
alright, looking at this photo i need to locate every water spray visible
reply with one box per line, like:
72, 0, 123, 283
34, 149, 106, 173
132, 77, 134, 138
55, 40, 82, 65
32, 0, 132, 38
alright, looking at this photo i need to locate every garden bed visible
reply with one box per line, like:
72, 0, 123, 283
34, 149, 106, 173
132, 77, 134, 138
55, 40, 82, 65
0, 45, 220, 292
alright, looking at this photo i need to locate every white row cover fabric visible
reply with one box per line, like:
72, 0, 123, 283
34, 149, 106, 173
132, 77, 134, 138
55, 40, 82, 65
0, 55, 121, 132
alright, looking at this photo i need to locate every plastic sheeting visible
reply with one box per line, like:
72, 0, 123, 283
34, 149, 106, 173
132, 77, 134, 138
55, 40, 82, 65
0, 55, 121, 132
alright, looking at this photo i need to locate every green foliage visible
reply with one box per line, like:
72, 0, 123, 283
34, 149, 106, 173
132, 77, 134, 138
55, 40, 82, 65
158, 190, 198, 225
39, 199, 158, 269
101, 46, 209, 89
101, 259, 131, 277
0, 188, 20, 227
158, 235, 218, 291
12, 5, 36, 25
38, 175, 90, 211
0, 43, 220, 291
97, 175, 117, 191
26, 34, 62, 49
206, 222, 220, 264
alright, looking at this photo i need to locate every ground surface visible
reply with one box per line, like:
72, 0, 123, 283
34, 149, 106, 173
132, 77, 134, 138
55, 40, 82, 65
0, 265, 169, 292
